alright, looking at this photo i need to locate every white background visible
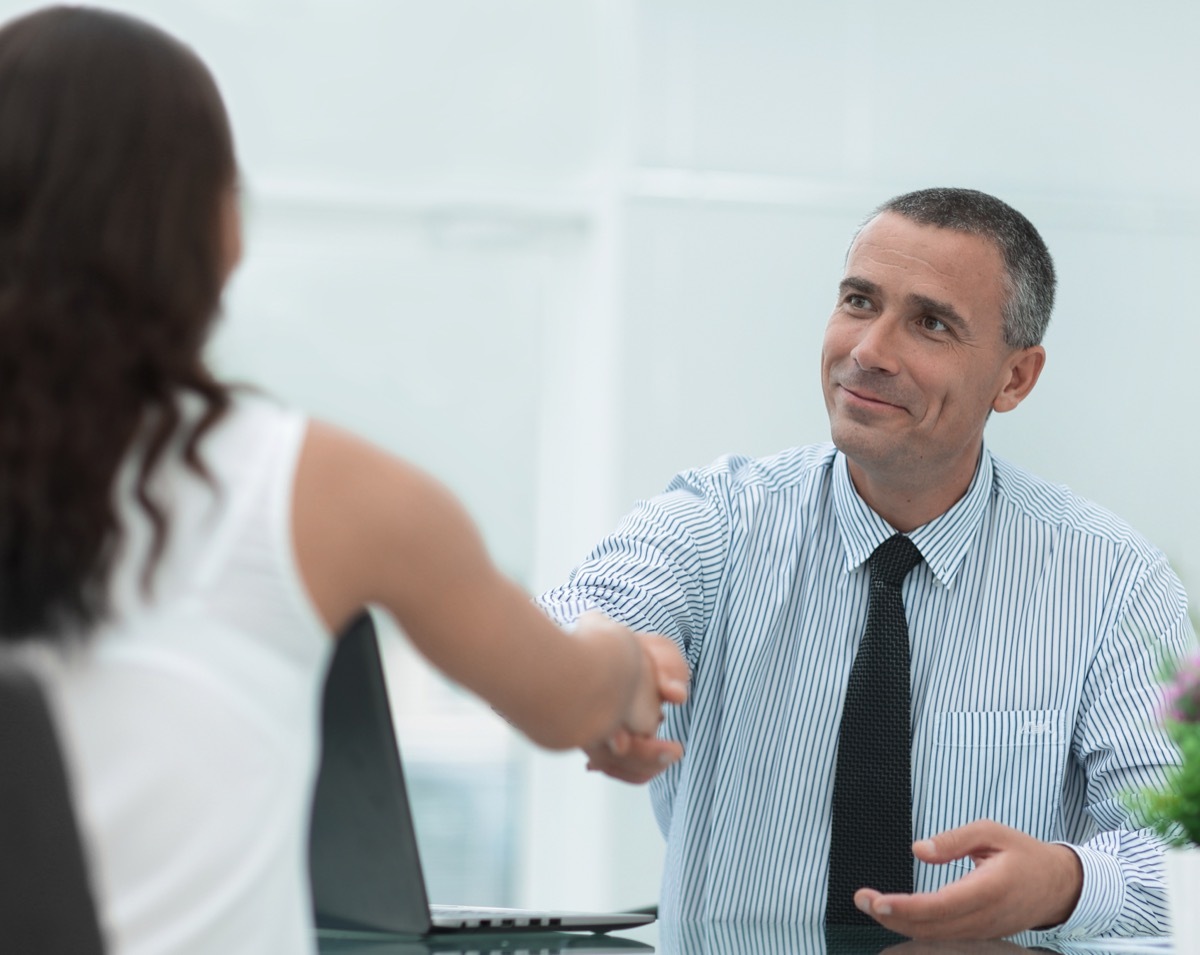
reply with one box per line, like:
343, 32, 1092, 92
9, 0, 1200, 913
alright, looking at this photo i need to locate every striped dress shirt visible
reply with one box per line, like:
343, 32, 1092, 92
537, 443, 1192, 940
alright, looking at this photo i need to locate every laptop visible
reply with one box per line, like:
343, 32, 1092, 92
317, 931, 655, 955
308, 612, 657, 937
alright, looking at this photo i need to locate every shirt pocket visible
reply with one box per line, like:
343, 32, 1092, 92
929, 708, 1070, 844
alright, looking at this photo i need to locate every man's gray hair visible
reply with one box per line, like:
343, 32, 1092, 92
871, 187, 1056, 350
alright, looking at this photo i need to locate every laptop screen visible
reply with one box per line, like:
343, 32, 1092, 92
309, 612, 434, 934
309, 612, 655, 938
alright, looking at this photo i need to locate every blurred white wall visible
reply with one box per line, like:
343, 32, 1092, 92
8, 0, 1200, 914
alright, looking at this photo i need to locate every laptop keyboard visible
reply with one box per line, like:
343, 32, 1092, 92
431, 905, 562, 928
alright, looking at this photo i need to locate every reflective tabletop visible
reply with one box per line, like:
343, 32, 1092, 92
317, 922, 1172, 955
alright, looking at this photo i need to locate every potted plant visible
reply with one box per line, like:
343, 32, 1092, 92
1132, 649, 1200, 946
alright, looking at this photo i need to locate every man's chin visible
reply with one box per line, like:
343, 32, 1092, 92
830, 422, 901, 457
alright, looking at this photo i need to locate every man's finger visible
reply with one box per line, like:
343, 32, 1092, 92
860, 868, 1000, 923
583, 736, 682, 785
606, 729, 632, 756
860, 892, 987, 940
586, 760, 658, 784
639, 634, 689, 703
916, 819, 1007, 864
883, 941, 1034, 955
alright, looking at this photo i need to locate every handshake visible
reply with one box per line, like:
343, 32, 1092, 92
571, 611, 690, 785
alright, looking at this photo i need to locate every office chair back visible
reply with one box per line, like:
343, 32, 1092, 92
0, 658, 106, 954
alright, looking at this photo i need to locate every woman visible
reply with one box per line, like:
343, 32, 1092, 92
0, 6, 687, 954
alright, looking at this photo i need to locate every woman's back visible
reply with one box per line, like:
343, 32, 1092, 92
36, 396, 331, 955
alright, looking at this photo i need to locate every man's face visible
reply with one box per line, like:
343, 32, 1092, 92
821, 212, 1035, 490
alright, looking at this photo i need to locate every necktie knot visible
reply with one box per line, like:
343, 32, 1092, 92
869, 534, 923, 587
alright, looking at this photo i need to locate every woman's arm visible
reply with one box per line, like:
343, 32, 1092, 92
290, 419, 686, 751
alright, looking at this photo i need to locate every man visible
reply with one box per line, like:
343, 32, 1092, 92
537, 188, 1191, 940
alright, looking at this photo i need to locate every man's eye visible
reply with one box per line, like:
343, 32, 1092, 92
920, 316, 948, 332
846, 294, 871, 310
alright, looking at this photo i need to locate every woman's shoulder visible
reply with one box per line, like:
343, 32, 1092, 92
187, 388, 307, 477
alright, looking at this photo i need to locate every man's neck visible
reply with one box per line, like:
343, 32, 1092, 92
846, 449, 981, 533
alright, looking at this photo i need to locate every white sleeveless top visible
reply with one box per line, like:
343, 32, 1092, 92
35, 394, 332, 955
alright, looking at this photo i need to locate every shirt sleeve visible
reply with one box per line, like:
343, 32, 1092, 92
535, 468, 733, 673
1053, 555, 1193, 939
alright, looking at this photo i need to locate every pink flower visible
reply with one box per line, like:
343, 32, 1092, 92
1162, 651, 1200, 724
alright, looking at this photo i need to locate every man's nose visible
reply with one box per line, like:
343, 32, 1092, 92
849, 316, 902, 374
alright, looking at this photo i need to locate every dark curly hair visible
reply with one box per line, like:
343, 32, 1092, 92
0, 6, 236, 640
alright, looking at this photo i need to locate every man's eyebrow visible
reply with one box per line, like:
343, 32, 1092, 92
839, 276, 879, 297
909, 293, 968, 333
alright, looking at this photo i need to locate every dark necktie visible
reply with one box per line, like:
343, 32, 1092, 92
826, 532, 924, 925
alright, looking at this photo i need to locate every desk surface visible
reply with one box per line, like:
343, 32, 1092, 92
317, 922, 1173, 955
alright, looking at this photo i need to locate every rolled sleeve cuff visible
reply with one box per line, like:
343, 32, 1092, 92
1050, 842, 1125, 939
534, 593, 597, 628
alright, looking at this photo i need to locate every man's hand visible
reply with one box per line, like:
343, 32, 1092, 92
584, 731, 684, 784
625, 629, 689, 735
854, 820, 1083, 939
583, 630, 689, 784
882, 940, 1036, 955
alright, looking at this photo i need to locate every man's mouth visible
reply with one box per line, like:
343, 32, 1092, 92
839, 384, 905, 412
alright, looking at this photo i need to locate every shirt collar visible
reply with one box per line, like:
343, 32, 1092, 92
831, 445, 994, 587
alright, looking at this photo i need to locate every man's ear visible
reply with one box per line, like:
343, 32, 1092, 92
993, 346, 1046, 414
